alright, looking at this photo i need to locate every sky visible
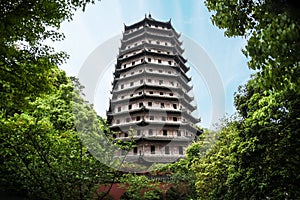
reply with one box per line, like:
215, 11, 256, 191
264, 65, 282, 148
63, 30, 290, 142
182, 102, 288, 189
53, 0, 252, 129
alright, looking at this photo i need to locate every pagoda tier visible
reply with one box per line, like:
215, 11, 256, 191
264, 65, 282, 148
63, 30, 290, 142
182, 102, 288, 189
106, 15, 201, 165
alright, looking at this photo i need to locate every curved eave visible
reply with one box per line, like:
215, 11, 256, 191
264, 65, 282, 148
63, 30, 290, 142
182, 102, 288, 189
108, 107, 182, 117
116, 52, 189, 73
124, 16, 173, 32
115, 62, 190, 83
112, 83, 194, 105
110, 122, 201, 136
112, 93, 179, 103
118, 49, 187, 64
115, 136, 193, 142
120, 41, 184, 55
108, 108, 199, 124
112, 71, 191, 91
120, 31, 182, 49
123, 26, 180, 40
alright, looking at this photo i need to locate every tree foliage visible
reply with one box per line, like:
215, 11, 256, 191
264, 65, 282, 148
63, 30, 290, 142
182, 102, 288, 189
0, 0, 96, 114
120, 174, 163, 200
191, 119, 239, 199
190, 0, 300, 199
205, 0, 300, 92
0, 69, 114, 199
0, 1, 124, 199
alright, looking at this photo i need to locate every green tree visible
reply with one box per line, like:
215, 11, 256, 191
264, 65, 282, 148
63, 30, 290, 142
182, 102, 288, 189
203, 0, 300, 198
0, 0, 96, 114
164, 128, 217, 199
120, 174, 163, 200
193, 119, 239, 199
227, 78, 300, 199
0, 69, 114, 199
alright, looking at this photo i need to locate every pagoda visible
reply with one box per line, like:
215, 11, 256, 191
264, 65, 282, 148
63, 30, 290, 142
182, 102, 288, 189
107, 15, 201, 165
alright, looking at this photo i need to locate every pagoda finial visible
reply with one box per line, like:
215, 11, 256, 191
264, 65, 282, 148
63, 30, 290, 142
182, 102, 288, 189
148, 13, 152, 18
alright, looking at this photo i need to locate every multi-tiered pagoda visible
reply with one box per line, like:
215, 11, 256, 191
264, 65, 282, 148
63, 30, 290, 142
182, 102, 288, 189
107, 15, 201, 165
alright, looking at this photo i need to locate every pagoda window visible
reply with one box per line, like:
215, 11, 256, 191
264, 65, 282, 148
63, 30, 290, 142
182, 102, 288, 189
121, 84, 124, 89
148, 102, 152, 107
170, 82, 174, 86
158, 59, 162, 64
140, 79, 143, 84
147, 79, 152, 83
160, 92, 164, 95
150, 116, 154, 120
139, 102, 143, 108
132, 61, 135, 65
179, 146, 183, 155
126, 118, 130, 122
161, 103, 165, 108
165, 146, 170, 155
149, 40, 152, 43
131, 71, 134, 75
162, 116, 166, 121
168, 61, 172, 65
130, 94, 133, 97
125, 133, 128, 137
133, 147, 138, 155
127, 45, 131, 49
158, 69, 163, 73
177, 130, 181, 136
137, 130, 141, 136
151, 145, 155, 154
136, 116, 141, 121
159, 80, 163, 85
141, 58, 144, 62
149, 68, 153, 72
169, 93, 173, 96
157, 50, 161, 53
148, 58, 151, 62
149, 129, 153, 135
156, 41, 160, 44
173, 117, 177, 121
123, 64, 126, 68
167, 52, 170, 54
163, 130, 167, 136
128, 104, 132, 110
134, 43, 137, 46
116, 119, 120, 124
149, 91, 153, 94
118, 107, 121, 112
123, 74, 126, 77
121, 96, 124, 99
130, 82, 134, 86
165, 42, 168, 46
139, 69, 143, 73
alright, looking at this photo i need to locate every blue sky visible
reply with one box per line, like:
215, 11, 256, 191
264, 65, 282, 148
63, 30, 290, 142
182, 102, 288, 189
54, 0, 252, 128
